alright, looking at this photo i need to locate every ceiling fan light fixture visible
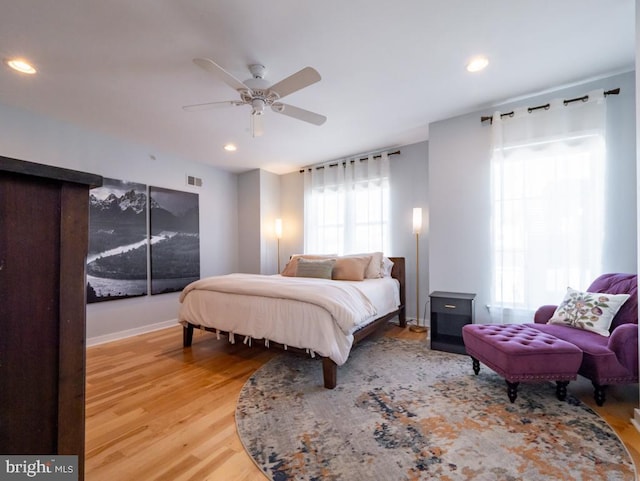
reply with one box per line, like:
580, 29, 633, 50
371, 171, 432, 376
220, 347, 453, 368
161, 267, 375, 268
251, 98, 266, 115
5, 57, 37, 74
466, 55, 489, 73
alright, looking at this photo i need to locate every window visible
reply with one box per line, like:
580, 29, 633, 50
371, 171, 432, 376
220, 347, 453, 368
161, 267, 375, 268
490, 92, 606, 323
304, 153, 390, 255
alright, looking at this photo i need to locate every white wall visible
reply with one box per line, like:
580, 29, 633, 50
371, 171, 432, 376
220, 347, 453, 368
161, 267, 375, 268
0, 101, 239, 342
428, 70, 637, 325
278, 141, 429, 322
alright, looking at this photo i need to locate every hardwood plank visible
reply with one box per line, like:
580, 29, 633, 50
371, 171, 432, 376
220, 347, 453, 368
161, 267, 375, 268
85, 324, 639, 480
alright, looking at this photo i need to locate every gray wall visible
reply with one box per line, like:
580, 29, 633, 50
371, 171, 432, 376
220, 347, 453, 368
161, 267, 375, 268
260, 169, 281, 274
238, 170, 261, 273
428, 70, 637, 325
389, 142, 429, 324
0, 101, 239, 342
3, 71, 633, 342
237, 169, 282, 275
280, 169, 305, 263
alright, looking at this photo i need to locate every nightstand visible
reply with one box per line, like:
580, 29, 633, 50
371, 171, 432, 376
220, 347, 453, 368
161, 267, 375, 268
429, 291, 476, 354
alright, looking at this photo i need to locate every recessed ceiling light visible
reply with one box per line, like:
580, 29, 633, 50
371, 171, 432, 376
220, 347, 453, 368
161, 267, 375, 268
5, 58, 37, 75
223, 143, 237, 152
466, 56, 489, 73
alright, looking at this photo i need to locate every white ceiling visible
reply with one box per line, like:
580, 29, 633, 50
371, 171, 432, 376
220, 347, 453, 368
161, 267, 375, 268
0, 1, 635, 174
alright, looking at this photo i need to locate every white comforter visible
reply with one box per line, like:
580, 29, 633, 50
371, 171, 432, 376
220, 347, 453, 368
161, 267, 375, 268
178, 274, 400, 365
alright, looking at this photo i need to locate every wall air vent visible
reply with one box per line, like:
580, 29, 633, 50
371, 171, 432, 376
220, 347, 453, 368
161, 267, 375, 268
186, 175, 203, 187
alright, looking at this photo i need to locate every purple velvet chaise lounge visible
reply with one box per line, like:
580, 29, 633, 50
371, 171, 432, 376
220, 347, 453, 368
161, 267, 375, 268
526, 273, 638, 406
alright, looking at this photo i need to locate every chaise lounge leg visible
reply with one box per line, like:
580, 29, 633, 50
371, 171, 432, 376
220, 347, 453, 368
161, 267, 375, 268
506, 380, 519, 403
471, 357, 480, 375
322, 357, 337, 389
555, 381, 569, 401
593, 382, 607, 406
183, 324, 194, 347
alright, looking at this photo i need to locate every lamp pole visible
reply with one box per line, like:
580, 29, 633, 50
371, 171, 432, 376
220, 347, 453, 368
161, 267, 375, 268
275, 218, 282, 274
410, 208, 427, 333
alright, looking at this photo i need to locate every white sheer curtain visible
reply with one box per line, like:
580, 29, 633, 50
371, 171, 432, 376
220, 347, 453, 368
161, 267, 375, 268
490, 90, 607, 323
304, 152, 390, 255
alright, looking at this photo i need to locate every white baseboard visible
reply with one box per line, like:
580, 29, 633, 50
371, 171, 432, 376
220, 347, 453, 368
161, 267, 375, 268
632, 408, 640, 434
87, 319, 179, 347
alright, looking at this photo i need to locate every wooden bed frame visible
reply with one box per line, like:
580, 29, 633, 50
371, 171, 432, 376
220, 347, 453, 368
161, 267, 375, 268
182, 256, 406, 389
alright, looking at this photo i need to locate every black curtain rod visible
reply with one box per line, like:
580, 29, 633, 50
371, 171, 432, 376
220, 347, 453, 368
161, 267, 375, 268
480, 88, 620, 124
299, 150, 401, 173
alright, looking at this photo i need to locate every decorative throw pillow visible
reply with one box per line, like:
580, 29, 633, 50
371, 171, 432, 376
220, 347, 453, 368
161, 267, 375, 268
295, 258, 335, 279
547, 287, 630, 337
281, 254, 336, 277
332, 256, 372, 281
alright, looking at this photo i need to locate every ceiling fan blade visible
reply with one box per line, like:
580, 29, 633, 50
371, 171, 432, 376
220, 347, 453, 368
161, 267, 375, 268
272, 103, 326, 126
268, 67, 321, 99
182, 100, 244, 112
193, 57, 250, 93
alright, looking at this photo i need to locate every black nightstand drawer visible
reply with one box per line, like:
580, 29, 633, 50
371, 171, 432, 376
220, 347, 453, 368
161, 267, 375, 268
431, 297, 472, 316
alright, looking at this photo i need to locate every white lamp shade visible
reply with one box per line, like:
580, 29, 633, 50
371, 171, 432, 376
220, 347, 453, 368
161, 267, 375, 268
412, 208, 422, 234
275, 218, 283, 239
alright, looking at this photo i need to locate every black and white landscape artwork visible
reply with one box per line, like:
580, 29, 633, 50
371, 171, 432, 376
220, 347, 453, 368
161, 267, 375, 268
149, 186, 200, 295
87, 178, 148, 303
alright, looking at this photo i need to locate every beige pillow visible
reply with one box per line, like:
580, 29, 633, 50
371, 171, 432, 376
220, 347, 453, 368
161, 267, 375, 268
281, 254, 336, 277
344, 252, 383, 278
295, 258, 335, 279
332, 256, 372, 281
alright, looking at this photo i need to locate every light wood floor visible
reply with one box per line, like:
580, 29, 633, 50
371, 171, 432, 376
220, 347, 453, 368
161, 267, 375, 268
85, 324, 640, 481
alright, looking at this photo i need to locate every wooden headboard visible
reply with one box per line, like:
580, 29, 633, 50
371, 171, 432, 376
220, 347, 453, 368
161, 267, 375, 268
388, 256, 406, 325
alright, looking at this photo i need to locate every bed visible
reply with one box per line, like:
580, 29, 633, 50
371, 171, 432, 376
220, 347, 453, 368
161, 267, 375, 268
179, 256, 406, 388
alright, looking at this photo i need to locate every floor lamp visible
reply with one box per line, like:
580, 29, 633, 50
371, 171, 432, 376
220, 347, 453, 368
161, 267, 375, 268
409, 207, 427, 333
275, 218, 282, 274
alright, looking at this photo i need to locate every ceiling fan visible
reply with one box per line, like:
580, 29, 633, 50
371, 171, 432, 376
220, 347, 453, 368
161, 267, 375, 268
183, 58, 327, 137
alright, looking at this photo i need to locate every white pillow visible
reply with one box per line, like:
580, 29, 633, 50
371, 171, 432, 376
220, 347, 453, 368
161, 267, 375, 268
382, 257, 394, 277
547, 287, 630, 337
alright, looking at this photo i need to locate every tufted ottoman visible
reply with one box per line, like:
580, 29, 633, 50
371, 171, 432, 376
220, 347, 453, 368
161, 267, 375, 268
461, 324, 583, 402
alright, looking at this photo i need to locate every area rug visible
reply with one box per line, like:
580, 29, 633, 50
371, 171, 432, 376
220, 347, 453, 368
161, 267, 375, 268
235, 336, 636, 481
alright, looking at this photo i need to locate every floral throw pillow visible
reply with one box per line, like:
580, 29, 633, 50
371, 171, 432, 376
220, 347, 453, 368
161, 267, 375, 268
547, 287, 630, 337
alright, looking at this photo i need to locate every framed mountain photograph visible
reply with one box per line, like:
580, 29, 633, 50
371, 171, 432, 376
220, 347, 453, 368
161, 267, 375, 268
149, 186, 200, 295
86, 178, 148, 303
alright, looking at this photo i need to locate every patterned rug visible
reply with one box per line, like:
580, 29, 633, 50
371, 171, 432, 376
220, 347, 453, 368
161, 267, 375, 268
236, 336, 636, 481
